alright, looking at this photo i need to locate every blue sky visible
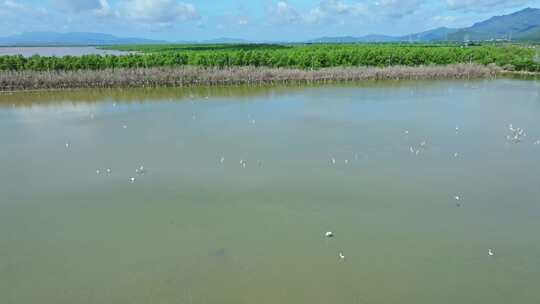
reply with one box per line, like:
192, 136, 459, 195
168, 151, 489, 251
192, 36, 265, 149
0, 0, 539, 41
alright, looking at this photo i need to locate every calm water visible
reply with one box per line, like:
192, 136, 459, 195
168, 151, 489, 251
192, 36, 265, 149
1, 79, 540, 304
0, 46, 130, 57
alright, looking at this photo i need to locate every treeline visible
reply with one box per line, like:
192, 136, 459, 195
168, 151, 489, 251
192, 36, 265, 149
105, 43, 292, 52
1, 45, 539, 72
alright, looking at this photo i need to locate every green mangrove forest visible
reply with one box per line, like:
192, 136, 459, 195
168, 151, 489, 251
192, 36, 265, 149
0, 44, 539, 72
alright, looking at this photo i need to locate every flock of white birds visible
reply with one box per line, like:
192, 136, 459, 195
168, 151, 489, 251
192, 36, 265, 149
61, 93, 540, 263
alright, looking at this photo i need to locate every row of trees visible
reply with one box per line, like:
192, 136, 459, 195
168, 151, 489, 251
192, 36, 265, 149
1, 45, 539, 72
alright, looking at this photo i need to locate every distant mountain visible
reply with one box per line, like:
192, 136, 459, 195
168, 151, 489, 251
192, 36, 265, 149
307, 29, 455, 44
447, 7, 540, 41
0, 32, 253, 46
402, 27, 456, 42
200, 37, 250, 44
307, 7, 540, 43
2, 8, 540, 46
0, 32, 166, 46
307, 35, 399, 43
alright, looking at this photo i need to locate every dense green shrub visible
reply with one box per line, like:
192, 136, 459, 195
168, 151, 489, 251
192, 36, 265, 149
1, 44, 539, 72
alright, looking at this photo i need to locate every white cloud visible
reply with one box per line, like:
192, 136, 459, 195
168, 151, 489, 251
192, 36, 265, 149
51, 0, 101, 12
431, 15, 458, 24
321, 0, 368, 15
0, 0, 48, 30
50, 0, 111, 16
3, 0, 24, 9
267, 1, 301, 24
217, 12, 250, 27
266, 0, 423, 26
238, 16, 249, 25
447, 0, 529, 11
2, 0, 47, 15
121, 0, 199, 24
304, 0, 368, 24
374, 0, 423, 18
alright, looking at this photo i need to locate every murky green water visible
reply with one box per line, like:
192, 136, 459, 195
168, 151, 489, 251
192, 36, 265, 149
1, 79, 540, 304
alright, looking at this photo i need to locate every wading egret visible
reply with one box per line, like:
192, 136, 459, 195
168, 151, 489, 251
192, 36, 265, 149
135, 166, 145, 174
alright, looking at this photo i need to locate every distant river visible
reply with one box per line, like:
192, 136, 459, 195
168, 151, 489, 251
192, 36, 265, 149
0, 46, 131, 57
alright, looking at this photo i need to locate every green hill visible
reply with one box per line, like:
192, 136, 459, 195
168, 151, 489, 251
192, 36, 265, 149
447, 8, 540, 41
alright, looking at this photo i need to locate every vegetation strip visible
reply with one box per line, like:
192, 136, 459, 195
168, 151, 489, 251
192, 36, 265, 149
0, 65, 501, 91
2, 44, 539, 72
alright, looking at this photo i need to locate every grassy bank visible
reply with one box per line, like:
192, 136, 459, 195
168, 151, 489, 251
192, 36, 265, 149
0, 64, 500, 91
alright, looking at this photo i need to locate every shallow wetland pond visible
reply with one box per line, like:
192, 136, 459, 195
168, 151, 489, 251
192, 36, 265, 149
1, 78, 540, 304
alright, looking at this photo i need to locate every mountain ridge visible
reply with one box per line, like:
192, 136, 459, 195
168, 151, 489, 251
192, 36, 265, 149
308, 7, 540, 43
1, 8, 539, 45
0, 32, 166, 46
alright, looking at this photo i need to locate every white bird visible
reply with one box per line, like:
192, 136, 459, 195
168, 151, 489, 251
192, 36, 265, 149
534, 140, 540, 145
454, 195, 461, 201
404, 130, 409, 135
122, 124, 128, 129
454, 152, 459, 158
325, 231, 334, 238
410, 146, 415, 153
250, 119, 256, 125
96, 169, 101, 175
106, 168, 112, 174
65, 141, 71, 148
135, 166, 145, 175
330, 157, 336, 165
344, 159, 349, 164
455, 126, 460, 133
488, 249, 495, 256
129, 177, 136, 183
338, 252, 346, 260
220, 157, 225, 164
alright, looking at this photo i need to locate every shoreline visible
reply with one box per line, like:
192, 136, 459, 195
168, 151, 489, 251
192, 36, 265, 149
0, 64, 517, 92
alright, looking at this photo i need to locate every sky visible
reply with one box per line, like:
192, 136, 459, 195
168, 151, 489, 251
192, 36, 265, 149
0, 0, 539, 41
